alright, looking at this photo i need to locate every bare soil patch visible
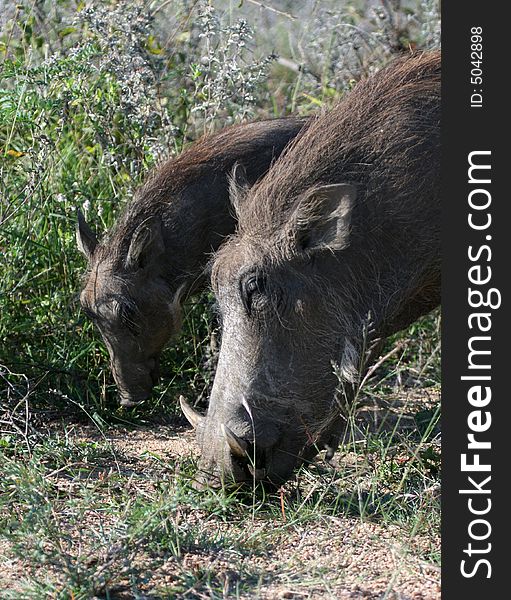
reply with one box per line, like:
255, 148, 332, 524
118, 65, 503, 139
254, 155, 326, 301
0, 389, 440, 599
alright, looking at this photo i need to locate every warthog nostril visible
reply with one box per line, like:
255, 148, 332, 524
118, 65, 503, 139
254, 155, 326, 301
221, 424, 274, 481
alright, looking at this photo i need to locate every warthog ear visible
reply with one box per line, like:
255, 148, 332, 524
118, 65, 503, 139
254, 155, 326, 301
291, 183, 356, 253
229, 162, 250, 217
76, 210, 98, 260
126, 218, 165, 270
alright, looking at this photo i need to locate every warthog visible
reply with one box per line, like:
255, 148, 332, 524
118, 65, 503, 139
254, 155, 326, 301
76, 117, 306, 406
182, 51, 441, 485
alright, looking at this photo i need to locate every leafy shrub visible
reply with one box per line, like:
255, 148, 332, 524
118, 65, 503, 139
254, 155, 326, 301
1, 0, 440, 422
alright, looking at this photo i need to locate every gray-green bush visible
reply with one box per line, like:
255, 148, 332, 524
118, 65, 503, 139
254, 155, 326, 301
1, 0, 440, 418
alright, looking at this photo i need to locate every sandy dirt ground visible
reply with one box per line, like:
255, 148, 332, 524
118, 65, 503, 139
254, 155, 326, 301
0, 389, 440, 599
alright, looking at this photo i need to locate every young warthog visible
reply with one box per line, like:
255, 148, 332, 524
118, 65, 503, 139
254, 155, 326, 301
77, 118, 306, 406
183, 51, 441, 485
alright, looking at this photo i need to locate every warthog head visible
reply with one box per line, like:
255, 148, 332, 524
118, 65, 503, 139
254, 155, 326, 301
182, 183, 361, 485
182, 51, 441, 486
77, 212, 185, 407
75, 117, 307, 407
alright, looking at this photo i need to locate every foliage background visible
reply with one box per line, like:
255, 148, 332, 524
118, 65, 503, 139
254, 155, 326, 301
1, 0, 440, 418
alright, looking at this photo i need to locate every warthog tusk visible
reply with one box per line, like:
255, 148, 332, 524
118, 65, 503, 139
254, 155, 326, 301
179, 395, 204, 429
221, 424, 248, 458
324, 445, 336, 461
247, 465, 267, 480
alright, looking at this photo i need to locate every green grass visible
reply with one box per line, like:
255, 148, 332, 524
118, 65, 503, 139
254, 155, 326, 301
1, 307, 441, 596
0, 356, 440, 597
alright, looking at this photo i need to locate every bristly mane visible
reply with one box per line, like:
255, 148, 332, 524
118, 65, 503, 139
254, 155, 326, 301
95, 117, 307, 265
234, 51, 441, 245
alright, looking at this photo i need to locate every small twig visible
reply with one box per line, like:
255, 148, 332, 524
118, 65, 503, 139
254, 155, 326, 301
149, 0, 175, 17
279, 486, 286, 521
46, 462, 85, 479
417, 339, 441, 380
0, 364, 36, 454
0, 4, 21, 72
244, 0, 296, 21
276, 57, 321, 83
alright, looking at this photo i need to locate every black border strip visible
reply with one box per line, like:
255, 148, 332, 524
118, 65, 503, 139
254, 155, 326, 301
442, 2, 508, 597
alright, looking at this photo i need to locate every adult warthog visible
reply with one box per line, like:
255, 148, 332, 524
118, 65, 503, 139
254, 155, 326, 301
182, 51, 441, 485
77, 118, 306, 407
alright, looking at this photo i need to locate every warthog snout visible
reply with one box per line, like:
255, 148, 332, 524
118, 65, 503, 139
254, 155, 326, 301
221, 423, 288, 483
116, 355, 161, 407
148, 356, 161, 385
220, 409, 283, 482
180, 396, 299, 486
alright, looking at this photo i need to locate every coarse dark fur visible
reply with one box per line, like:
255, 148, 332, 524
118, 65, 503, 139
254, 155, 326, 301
77, 117, 307, 406
198, 51, 441, 486
92, 117, 308, 289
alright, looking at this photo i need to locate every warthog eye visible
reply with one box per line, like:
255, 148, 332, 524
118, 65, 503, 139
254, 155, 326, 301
241, 274, 266, 316
119, 305, 140, 335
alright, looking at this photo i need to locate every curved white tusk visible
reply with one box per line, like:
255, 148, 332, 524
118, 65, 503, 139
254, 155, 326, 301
221, 424, 248, 458
324, 445, 336, 461
179, 395, 204, 429
247, 465, 267, 480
